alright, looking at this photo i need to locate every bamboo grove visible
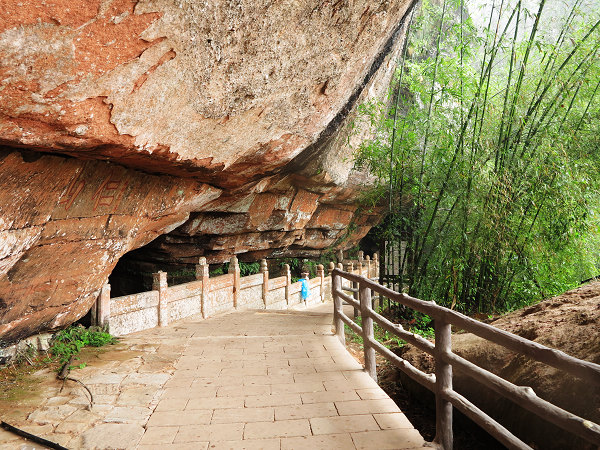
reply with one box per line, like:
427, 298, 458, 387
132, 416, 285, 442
355, 0, 600, 313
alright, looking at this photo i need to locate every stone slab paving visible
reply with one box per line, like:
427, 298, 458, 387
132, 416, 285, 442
0, 303, 431, 449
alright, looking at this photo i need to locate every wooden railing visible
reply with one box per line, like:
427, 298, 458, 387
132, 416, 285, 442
331, 268, 600, 450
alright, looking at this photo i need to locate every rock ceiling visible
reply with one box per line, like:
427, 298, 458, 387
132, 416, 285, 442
0, 0, 414, 341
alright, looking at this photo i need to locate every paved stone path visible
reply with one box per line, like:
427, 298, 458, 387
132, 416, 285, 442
1, 303, 429, 449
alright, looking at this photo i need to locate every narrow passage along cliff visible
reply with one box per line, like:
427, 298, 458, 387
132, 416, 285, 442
0, 0, 415, 342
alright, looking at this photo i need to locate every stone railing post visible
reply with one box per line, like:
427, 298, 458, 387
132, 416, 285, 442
373, 252, 380, 279
365, 255, 374, 309
261, 259, 268, 308
317, 264, 324, 302
344, 261, 354, 273
229, 256, 240, 309
153, 271, 168, 327
284, 263, 291, 306
358, 251, 364, 276
97, 283, 111, 328
196, 257, 209, 318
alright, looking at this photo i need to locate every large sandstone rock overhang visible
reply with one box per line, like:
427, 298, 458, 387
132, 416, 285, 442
0, 0, 415, 342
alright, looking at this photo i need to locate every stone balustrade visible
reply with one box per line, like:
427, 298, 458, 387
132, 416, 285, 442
96, 254, 379, 336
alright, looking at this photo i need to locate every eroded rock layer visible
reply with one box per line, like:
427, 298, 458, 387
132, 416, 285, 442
0, 0, 412, 186
0, 0, 414, 341
0, 149, 220, 341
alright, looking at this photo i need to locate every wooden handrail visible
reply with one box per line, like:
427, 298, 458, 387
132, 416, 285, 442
365, 335, 436, 390
335, 290, 360, 309
440, 388, 532, 450
331, 269, 600, 450
337, 270, 600, 386
443, 351, 600, 444
369, 306, 435, 355
342, 286, 359, 293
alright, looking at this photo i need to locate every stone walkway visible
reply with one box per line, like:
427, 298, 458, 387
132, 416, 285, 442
0, 303, 429, 449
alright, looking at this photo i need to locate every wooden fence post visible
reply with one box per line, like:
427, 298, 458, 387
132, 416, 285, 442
360, 281, 377, 381
345, 261, 359, 319
196, 257, 209, 318
229, 256, 240, 309
153, 271, 169, 327
332, 269, 345, 346
328, 262, 336, 303
365, 255, 377, 309
435, 320, 453, 450
284, 263, 291, 306
317, 264, 324, 302
261, 259, 268, 308
97, 283, 111, 328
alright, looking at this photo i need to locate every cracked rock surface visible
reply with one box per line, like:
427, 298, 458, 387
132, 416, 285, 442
0, 0, 414, 342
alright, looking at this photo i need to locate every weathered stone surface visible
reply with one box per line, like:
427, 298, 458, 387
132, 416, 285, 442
0, 0, 412, 341
0, 150, 220, 341
75, 423, 145, 449
0, 0, 412, 185
27, 405, 78, 425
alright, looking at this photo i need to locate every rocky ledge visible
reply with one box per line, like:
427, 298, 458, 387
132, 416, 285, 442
0, 0, 415, 342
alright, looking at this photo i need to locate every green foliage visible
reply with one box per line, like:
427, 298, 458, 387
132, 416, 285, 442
49, 326, 117, 366
167, 269, 196, 285
355, 0, 600, 313
278, 257, 326, 279
210, 266, 225, 277
407, 312, 435, 339
239, 261, 260, 277
344, 309, 434, 350
208, 261, 260, 277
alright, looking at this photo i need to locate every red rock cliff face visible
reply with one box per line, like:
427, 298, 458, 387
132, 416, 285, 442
0, 0, 414, 341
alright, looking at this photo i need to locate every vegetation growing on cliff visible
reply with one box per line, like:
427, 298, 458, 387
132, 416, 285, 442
49, 326, 116, 367
355, 0, 600, 313
0, 326, 117, 405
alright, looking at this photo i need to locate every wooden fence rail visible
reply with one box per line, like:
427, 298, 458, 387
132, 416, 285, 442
332, 269, 600, 450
